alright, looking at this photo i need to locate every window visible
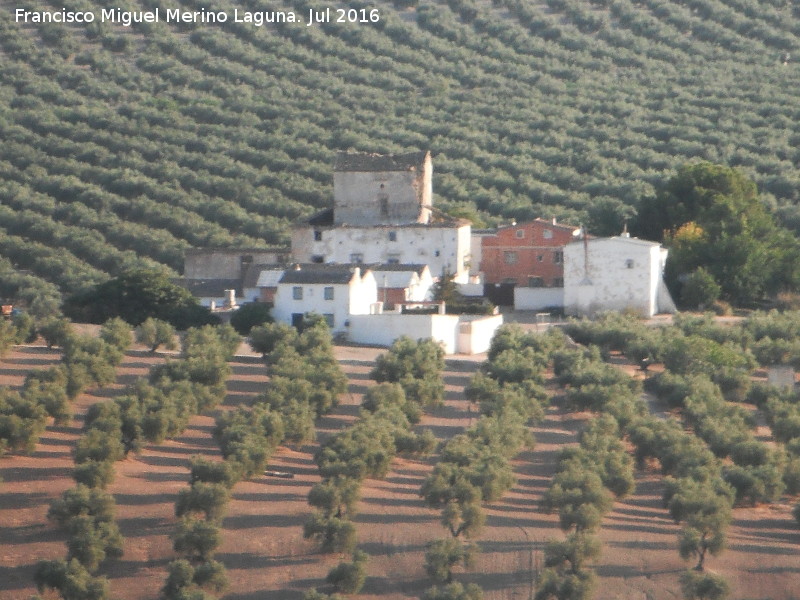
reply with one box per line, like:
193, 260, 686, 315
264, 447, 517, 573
313, 230, 322, 241
529, 276, 544, 287
504, 251, 518, 264
543, 229, 553, 240
537, 254, 544, 262
553, 251, 563, 264
350, 253, 363, 263
324, 286, 334, 300
388, 231, 397, 242
324, 314, 335, 328
292, 286, 303, 300
387, 254, 401, 265
311, 255, 324, 264
515, 229, 525, 239
553, 277, 564, 288
625, 259, 635, 269
434, 250, 441, 257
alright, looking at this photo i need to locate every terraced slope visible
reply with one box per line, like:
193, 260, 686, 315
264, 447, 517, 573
1, 0, 799, 303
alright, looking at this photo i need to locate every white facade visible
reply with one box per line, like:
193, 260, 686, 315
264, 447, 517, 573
348, 312, 503, 355
372, 265, 434, 303
469, 230, 494, 278
291, 224, 472, 283
563, 236, 676, 318
272, 267, 377, 334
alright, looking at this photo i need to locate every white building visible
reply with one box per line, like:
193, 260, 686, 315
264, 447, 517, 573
272, 265, 377, 333
371, 264, 434, 306
563, 235, 676, 318
291, 151, 472, 282
270, 264, 502, 355
292, 214, 471, 282
349, 311, 504, 355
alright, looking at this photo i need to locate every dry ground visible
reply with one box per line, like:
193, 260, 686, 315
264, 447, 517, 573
0, 341, 798, 600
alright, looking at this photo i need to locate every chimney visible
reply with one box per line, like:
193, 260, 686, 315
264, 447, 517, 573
552, 217, 557, 225
224, 289, 237, 309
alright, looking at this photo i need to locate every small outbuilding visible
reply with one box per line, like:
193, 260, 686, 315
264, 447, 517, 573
371, 263, 433, 308
563, 234, 676, 318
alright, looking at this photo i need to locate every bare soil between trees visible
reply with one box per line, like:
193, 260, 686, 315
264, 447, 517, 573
0, 342, 798, 600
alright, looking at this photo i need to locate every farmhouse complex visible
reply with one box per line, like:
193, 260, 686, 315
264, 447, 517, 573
181, 151, 675, 351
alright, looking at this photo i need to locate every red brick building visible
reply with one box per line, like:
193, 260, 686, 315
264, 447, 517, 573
480, 219, 581, 287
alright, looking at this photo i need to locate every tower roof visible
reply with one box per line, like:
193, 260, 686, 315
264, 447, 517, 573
334, 151, 429, 172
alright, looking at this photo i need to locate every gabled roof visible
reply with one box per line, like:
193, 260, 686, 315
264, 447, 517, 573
240, 263, 286, 288
370, 264, 429, 288
586, 235, 661, 247
279, 265, 365, 285
242, 263, 282, 288
255, 269, 285, 288
303, 208, 334, 227
175, 279, 241, 297
369, 263, 428, 275
495, 218, 580, 233
532, 218, 582, 232
334, 151, 429, 172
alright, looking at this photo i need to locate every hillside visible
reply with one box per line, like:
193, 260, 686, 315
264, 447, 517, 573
1, 0, 800, 304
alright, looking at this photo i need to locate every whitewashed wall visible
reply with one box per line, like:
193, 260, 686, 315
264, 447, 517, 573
457, 315, 504, 355
348, 313, 503, 355
272, 272, 377, 334
514, 287, 564, 310
292, 225, 471, 281
348, 313, 458, 353
563, 237, 672, 318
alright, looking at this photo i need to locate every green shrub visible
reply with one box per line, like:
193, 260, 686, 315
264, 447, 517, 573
325, 550, 368, 593
34, 558, 110, 600
173, 518, 221, 561
679, 569, 730, 600
680, 268, 721, 309
175, 482, 230, 522
230, 303, 272, 335
422, 582, 484, 600
302, 513, 357, 554
424, 538, 476, 584
135, 317, 177, 353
